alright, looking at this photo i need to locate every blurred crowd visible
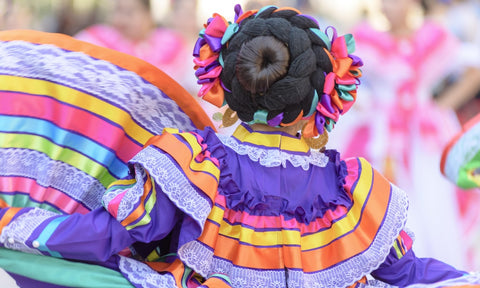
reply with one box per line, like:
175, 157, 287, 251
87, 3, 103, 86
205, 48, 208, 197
1, 0, 480, 271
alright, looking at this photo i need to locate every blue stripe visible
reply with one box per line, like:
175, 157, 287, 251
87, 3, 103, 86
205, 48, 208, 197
0, 114, 127, 179
34, 216, 69, 258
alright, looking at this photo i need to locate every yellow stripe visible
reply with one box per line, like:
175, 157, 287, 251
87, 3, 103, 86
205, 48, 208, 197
107, 178, 137, 190
0, 75, 153, 144
164, 129, 220, 182
233, 125, 310, 153
126, 177, 157, 230
393, 240, 403, 259
0, 132, 115, 186
212, 158, 373, 250
208, 205, 226, 224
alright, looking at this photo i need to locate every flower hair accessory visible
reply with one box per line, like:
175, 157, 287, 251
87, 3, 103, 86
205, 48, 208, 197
303, 27, 363, 138
193, 5, 253, 108
193, 5, 363, 138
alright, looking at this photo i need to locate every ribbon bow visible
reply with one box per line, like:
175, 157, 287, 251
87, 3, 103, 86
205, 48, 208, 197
303, 27, 363, 138
193, 5, 246, 108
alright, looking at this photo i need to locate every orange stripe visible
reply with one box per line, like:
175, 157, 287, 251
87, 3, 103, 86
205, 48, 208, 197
195, 167, 391, 272
148, 133, 218, 202
441, 113, 480, 175
302, 168, 390, 271
0, 198, 8, 208
0, 207, 22, 230
120, 174, 152, 226
202, 276, 232, 287
197, 220, 221, 247
147, 258, 185, 287
0, 29, 214, 131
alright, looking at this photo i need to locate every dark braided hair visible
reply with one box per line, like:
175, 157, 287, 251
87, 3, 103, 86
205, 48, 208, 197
220, 7, 333, 125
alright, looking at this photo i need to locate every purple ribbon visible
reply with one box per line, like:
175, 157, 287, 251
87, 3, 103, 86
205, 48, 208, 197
315, 113, 326, 134
267, 113, 284, 127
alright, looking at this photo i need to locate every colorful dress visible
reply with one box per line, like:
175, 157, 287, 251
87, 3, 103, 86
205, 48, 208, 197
329, 21, 469, 269
1, 123, 477, 288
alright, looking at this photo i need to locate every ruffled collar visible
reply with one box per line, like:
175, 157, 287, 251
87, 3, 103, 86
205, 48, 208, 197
218, 123, 329, 170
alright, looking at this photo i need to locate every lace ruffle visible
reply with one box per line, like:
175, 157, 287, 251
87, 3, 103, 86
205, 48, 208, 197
0, 148, 105, 211
118, 256, 177, 288
218, 134, 329, 170
0, 208, 57, 255
0, 40, 197, 134
178, 184, 409, 288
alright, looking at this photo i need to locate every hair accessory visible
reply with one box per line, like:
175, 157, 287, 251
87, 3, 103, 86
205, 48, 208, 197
303, 26, 363, 138
193, 5, 248, 108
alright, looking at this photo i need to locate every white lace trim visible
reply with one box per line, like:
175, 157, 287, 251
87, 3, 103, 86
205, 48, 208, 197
0, 208, 57, 255
102, 164, 147, 222
218, 134, 329, 171
178, 184, 409, 288
444, 122, 480, 184
130, 146, 212, 227
0, 40, 196, 135
118, 256, 177, 288
0, 148, 105, 210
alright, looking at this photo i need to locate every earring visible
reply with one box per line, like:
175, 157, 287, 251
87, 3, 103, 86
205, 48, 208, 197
222, 108, 239, 127
302, 127, 329, 150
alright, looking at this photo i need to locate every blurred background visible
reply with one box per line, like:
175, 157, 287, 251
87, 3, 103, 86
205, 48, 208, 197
0, 0, 480, 286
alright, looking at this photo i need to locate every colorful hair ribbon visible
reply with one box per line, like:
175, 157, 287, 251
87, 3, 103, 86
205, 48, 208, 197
193, 5, 246, 108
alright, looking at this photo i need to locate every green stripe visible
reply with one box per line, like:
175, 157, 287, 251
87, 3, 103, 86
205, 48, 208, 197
126, 177, 158, 230
0, 194, 61, 214
457, 150, 480, 189
392, 240, 403, 259
0, 132, 116, 187
0, 248, 134, 288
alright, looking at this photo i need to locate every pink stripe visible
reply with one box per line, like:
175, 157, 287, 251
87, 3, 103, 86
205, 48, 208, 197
0, 176, 89, 214
215, 195, 349, 233
107, 190, 127, 219
343, 157, 361, 191
0, 91, 143, 162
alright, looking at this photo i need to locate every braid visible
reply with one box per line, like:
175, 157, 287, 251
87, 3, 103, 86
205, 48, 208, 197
220, 7, 333, 125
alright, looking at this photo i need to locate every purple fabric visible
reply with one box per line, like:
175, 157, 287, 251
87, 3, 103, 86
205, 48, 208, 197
321, 93, 335, 113
218, 140, 351, 224
193, 38, 206, 57
8, 272, 70, 288
371, 249, 466, 286
234, 4, 243, 23
24, 189, 179, 263
267, 113, 284, 127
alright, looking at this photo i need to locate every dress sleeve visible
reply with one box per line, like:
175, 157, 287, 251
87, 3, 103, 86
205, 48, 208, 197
371, 229, 467, 286
0, 127, 224, 263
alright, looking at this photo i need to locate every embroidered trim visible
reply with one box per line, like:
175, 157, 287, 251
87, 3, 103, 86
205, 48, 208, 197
131, 146, 211, 228
102, 163, 147, 222
0, 40, 197, 134
0, 148, 104, 211
218, 134, 329, 171
118, 256, 177, 288
0, 208, 57, 255
444, 122, 480, 184
178, 184, 409, 288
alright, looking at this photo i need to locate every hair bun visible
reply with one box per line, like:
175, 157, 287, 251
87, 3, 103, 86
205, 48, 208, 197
236, 36, 289, 94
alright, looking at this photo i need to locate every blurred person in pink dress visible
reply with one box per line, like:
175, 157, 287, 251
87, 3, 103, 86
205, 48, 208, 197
75, 0, 191, 88
330, 0, 474, 270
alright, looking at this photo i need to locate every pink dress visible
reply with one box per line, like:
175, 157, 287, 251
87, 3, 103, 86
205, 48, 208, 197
75, 24, 195, 91
329, 21, 475, 269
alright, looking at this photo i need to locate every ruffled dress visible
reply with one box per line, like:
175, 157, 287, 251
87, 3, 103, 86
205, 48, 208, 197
1, 123, 476, 288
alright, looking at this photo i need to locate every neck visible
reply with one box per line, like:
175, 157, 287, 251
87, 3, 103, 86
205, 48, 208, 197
249, 122, 304, 136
